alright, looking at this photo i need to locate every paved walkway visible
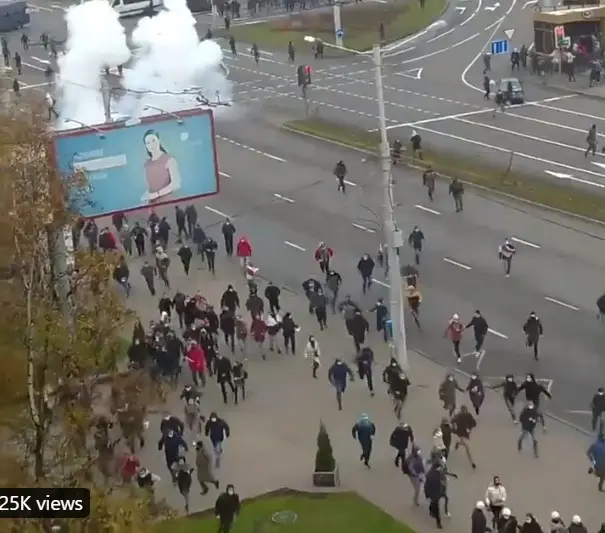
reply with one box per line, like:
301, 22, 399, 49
104, 232, 605, 529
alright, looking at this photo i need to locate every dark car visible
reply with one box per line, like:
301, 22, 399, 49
499, 77, 524, 104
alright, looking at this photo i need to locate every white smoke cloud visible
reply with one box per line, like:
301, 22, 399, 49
56, 0, 131, 128
56, 0, 231, 129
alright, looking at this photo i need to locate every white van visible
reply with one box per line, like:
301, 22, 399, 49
111, 0, 162, 17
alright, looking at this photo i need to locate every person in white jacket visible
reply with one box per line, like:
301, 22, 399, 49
266, 312, 282, 353
304, 335, 321, 378
485, 476, 507, 528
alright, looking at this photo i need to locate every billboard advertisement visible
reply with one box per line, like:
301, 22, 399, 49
53, 109, 219, 218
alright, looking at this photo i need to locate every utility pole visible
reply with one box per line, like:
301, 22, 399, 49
333, 2, 343, 48
373, 44, 408, 370
101, 77, 111, 123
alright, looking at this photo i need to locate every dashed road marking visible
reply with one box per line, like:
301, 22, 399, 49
273, 193, 295, 203
22, 61, 45, 72
352, 223, 375, 233
415, 204, 441, 215
284, 241, 306, 251
511, 236, 540, 249
488, 328, 508, 339
217, 135, 286, 162
344, 180, 357, 187
219, 171, 231, 178
372, 278, 390, 287
443, 257, 472, 270
566, 410, 591, 414
205, 206, 230, 218
544, 296, 579, 311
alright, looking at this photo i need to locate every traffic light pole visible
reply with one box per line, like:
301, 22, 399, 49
373, 44, 408, 370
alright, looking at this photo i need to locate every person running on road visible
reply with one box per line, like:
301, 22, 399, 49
406, 285, 422, 330
423, 167, 436, 200
523, 311, 543, 361
334, 160, 347, 193
493, 89, 505, 117
465, 310, 489, 358
586, 125, 598, 157
444, 313, 464, 363
451, 405, 477, 469
251, 43, 260, 65
498, 238, 516, 277
515, 373, 552, 430
408, 226, 424, 265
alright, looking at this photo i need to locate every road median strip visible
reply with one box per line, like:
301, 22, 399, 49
282, 117, 605, 224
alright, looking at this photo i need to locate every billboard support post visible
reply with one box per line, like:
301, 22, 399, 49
101, 78, 111, 123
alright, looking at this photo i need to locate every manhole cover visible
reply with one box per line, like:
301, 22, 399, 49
271, 511, 298, 524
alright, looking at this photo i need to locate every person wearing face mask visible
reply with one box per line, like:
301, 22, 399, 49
515, 373, 552, 430
451, 405, 477, 469
356, 346, 375, 397
214, 484, 240, 533
383, 357, 402, 392
404, 447, 425, 506
328, 357, 354, 411
205, 412, 230, 469
590, 386, 605, 434
568, 516, 588, 533
390, 371, 411, 420
466, 374, 485, 416
357, 253, 375, 293
160, 412, 185, 437
518, 401, 539, 458
215, 353, 236, 404
523, 311, 543, 361
352, 413, 376, 468
497, 508, 517, 533
587, 433, 605, 491
369, 297, 389, 341
439, 373, 463, 416
492, 375, 519, 423
549, 512, 566, 533
389, 422, 414, 467
472, 501, 490, 533
408, 226, 425, 266
465, 310, 489, 359
485, 476, 507, 528
220, 285, 240, 314
304, 335, 321, 378
519, 513, 543, 533
157, 428, 188, 474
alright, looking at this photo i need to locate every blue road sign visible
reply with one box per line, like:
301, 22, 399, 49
336, 28, 344, 38
490, 39, 509, 55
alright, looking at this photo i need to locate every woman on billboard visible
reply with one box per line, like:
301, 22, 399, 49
141, 129, 182, 204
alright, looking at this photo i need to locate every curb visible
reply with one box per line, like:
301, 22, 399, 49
281, 124, 605, 228
538, 78, 605, 103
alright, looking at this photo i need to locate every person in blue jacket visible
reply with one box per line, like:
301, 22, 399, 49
352, 413, 376, 467
587, 434, 605, 492
158, 429, 188, 473
328, 358, 354, 411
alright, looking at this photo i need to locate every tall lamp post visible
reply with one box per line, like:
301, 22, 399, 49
303, 37, 408, 369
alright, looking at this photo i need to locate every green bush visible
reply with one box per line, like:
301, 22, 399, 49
315, 421, 336, 472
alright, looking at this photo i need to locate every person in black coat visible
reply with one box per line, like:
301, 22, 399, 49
472, 501, 491, 533
178, 243, 193, 275
215, 484, 240, 533
220, 308, 236, 353
424, 463, 444, 528
351, 311, 369, 352
357, 254, 375, 293
220, 286, 240, 313
205, 412, 230, 469
264, 282, 281, 314
281, 312, 298, 355
389, 422, 414, 467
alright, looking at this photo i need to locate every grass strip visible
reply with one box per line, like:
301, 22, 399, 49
283, 118, 605, 223
159, 491, 417, 533
226, 0, 446, 53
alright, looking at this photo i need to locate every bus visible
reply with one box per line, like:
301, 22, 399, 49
111, 0, 163, 17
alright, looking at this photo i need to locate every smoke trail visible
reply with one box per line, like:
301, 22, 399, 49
56, 0, 131, 128
119, 0, 232, 117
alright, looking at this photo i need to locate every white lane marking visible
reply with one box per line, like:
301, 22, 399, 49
384, 95, 574, 131
398, 32, 480, 65
427, 28, 455, 43
344, 179, 357, 187
372, 278, 390, 287
488, 328, 508, 339
384, 46, 416, 58
352, 223, 375, 233
273, 193, 295, 203
411, 125, 605, 185
217, 135, 286, 162
22, 61, 45, 72
219, 171, 231, 178
19, 82, 48, 90
484, 15, 505, 31
28, 2, 53, 10
31, 56, 50, 64
455, 117, 594, 156
531, 102, 605, 123
415, 204, 441, 215
476, 350, 486, 370
460, 0, 481, 26
544, 296, 579, 311
205, 206, 230, 218
505, 110, 605, 139
544, 170, 605, 188
594, 162, 605, 170
221, 48, 278, 64
443, 257, 472, 270
511, 236, 540, 249
284, 241, 306, 251
566, 410, 591, 414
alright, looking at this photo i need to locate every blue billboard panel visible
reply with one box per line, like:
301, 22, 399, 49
54, 109, 220, 218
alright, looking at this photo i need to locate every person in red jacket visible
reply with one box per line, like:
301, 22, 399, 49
236, 236, 253, 267
250, 314, 267, 359
186, 341, 207, 387
120, 452, 140, 483
444, 313, 464, 364
314, 242, 333, 274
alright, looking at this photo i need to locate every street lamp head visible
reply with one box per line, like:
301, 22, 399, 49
304, 36, 317, 43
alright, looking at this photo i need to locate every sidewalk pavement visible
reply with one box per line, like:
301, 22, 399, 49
110, 246, 605, 530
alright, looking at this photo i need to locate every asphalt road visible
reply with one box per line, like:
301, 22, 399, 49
195, 119, 605, 433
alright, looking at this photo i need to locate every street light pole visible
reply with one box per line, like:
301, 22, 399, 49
373, 44, 408, 370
